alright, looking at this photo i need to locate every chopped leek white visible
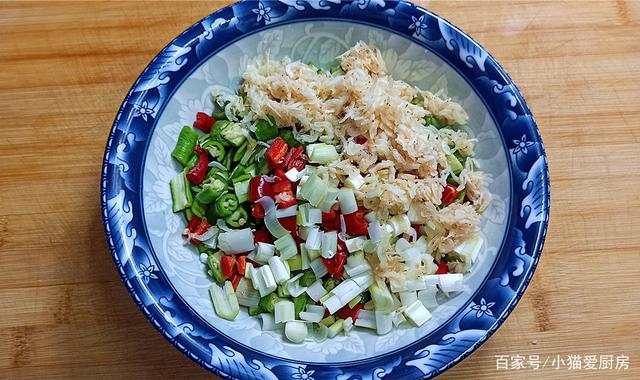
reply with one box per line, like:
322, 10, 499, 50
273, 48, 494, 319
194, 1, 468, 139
297, 203, 322, 226
285, 321, 308, 343
275, 205, 298, 218
438, 273, 464, 292
404, 300, 432, 327
375, 311, 393, 335
299, 304, 325, 322
256, 196, 290, 238
364, 211, 377, 222
254, 265, 277, 297
345, 237, 366, 253
354, 310, 376, 329
274, 233, 298, 260
274, 300, 295, 323
307, 143, 339, 163
255, 242, 276, 263
284, 167, 300, 182
386, 214, 411, 236
453, 234, 483, 268
304, 227, 322, 251
299, 244, 311, 270
344, 172, 365, 190
286, 273, 307, 297
337, 188, 358, 214
321, 231, 337, 259
260, 313, 279, 331
309, 258, 328, 278
369, 279, 395, 313
327, 319, 344, 338
399, 291, 418, 307
306, 279, 327, 302
235, 278, 260, 307
343, 317, 354, 334
300, 173, 328, 207
268, 256, 291, 284
392, 310, 406, 327
319, 187, 339, 212
217, 228, 255, 254
209, 281, 240, 321
417, 285, 439, 310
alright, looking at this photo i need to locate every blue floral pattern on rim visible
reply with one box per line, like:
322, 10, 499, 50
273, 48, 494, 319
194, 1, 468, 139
100, 1, 550, 379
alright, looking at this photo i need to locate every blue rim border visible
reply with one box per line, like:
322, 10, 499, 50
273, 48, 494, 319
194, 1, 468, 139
100, 2, 550, 379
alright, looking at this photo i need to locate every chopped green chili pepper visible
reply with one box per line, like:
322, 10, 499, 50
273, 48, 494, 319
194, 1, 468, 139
248, 305, 262, 316
455, 190, 466, 203
293, 293, 308, 319
229, 164, 246, 182
256, 158, 270, 175
195, 177, 226, 204
254, 119, 279, 141
359, 291, 371, 304
233, 179, 250, 204
224, 207, 248, 228
212, 110, 227, 120
202, 140, 226, 162
424, 115, 446, 128
220, 122, 246, 147
245, 163, 257, 178
279, 129, 301, 147
214, 194, 238, 218
329, 65, 342, 74
223, 147, 234, 170
446, 175, 460, 186
211, 120, 232, 147
233, 141, 248, 162
258, 293, 280, 313
411, 96, 422, 105
196, 243, 209, 254
207, 252, 225, 285
185, 153, 199, 171
277, 284, 290, 298
206, 166, 229, 181
183, 208, 193, 222
170, 169, 193, 212
299, 269, 316, 287
190, 199, 207, 218
240, 142, 258, 166
171, 126, 198, 166
323, 277, 340, 292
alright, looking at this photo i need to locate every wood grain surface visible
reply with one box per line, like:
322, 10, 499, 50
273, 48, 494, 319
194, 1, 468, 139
1, 1, 639, 379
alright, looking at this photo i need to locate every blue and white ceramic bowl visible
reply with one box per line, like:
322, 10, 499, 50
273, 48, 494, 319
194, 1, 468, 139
101, 1, 550, 378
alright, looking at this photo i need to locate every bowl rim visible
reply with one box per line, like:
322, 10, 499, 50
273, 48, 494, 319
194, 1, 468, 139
100, 1, 550, 379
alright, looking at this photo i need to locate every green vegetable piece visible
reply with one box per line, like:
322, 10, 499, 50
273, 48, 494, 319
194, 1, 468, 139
455, 190, 466, 203
195, 177, 226, 204
277, 284, 290, 298
348, 295, 362, 309
293, 293, 308, 319
233, 141, 248, 162
245, 163, 258, 178
233, 179, 250, 204
319, 315, 335, 327
190, 198, 207, 218
214, 194, 239, 218
424, 115, 446, 128
446, 175, 459, 186
254, 119, 279, 141
279, 129, 301, 147
171, 126, 198, 166
329, 65, 342, 74
183, 208, 193, 222
360, 291, 371, 304
202, 140, 226, 162
185, 153, 199, 171
211, 120, 232, 147
196, 243, 209, 254
220, 122, 246, 147
169, 169, 192, 212
259, 293, 280, 313
256, 158, 270, 175
223, 147, 234, 170
224, 207, 248, 228
248, 305, 262, 316
212, 110, 227, 120
323, 277, 340, 292
411, 96, 422, 105
207, 252, 225, 285
299, 269, 316, 287
447, 154, 464, 175
287, 255, 303, 271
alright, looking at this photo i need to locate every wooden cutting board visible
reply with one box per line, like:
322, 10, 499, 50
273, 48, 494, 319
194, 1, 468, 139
0, 1, 638, 379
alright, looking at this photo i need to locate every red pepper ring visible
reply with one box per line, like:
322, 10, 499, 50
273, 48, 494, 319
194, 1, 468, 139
248, 176, 273, 202
193, 112, 216, 133
186, 146, 209, 185
322, 239, 348, 279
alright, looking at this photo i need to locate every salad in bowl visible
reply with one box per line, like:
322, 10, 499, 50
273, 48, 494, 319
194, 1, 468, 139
170, 42, 490, 343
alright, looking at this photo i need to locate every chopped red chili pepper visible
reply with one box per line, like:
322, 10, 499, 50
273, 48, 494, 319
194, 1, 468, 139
441, 184, 461, 206
336, 303, 365, 321
221, 256, 237, 279
266, 137, 288, 167
237, 255, 247, 276
272, 178, 292, 194
275, 190, 297, 208
322, 210, 340, 231
435, 260, 449, 274
230, 274, 242, 291
278, 215, 298, 238
411, 224, 421, 242
322, 239, 348, 279
191, 218, 211, 245
254, 230, 272, 244
187, 215, 202, 233
193, 112, 216, 133
251, 204, 265, 219
290, 157, 307, 172
343, 207, 368, 236
186, 146, 209, 185
248, 176, 273, 202
282, 146, 304, 171
354, 135, 368, 144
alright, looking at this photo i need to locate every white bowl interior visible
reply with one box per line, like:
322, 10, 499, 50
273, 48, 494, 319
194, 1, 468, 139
142, 21, 510, 362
